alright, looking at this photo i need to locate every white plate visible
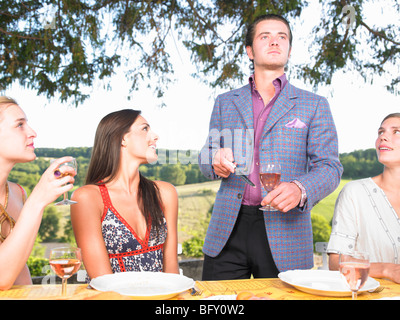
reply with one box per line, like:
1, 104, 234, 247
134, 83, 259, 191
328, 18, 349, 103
278, 270, 380, 297
90, 271, 195, 299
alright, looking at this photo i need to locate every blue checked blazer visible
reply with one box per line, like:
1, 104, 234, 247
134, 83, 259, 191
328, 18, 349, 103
198, 81, 343, 272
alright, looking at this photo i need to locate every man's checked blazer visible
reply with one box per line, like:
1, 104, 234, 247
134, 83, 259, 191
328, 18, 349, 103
198, 81, 343, 272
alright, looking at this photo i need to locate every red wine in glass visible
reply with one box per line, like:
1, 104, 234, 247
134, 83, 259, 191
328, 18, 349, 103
260, 173, 281, 192
49, 246, 82, 296
259, 164, 281, 211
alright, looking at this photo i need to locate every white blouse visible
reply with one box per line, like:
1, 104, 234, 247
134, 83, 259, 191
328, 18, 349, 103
327, 178, 400, 263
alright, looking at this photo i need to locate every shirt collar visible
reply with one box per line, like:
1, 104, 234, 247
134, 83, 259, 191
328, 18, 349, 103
249, 73, 287, 92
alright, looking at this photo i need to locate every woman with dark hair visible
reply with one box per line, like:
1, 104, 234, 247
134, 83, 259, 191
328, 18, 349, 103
328, 113, 400, 283
0, 96, 76, 290
70, 109, 179, 280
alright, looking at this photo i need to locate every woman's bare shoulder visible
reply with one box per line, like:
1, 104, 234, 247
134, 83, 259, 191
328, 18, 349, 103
154, 181, 178, 200
72, 184, 100, 199
71, 184, 103, 211
7, 181, 27, 200
153, 181, 178, 216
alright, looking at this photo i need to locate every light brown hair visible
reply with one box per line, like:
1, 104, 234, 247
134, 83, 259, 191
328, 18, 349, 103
0, 96, 19, 122
381, 113, 400, 125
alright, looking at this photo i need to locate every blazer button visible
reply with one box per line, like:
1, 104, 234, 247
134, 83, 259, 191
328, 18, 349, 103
237, 193, 242, 199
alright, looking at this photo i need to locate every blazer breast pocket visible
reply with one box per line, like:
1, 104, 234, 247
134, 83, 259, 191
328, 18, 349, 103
273, 126, 308, 160
282, 126, 308, 134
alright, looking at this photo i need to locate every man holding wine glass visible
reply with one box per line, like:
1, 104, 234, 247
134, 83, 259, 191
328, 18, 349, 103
199, 14, 342, 280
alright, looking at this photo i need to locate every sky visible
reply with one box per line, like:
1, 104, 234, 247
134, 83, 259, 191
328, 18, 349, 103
3, 1, 399, 155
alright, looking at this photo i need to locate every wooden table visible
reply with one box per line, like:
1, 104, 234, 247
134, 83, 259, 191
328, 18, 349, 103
0, 277, 399, 300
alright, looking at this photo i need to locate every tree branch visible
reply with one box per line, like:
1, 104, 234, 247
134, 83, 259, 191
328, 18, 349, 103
185, 0, 224, 42
360, 20, 400, 46
0, 27, 44, 41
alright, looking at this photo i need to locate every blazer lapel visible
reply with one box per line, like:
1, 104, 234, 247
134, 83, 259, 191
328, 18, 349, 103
262, 82, 297, 137
232, 84, 253, 129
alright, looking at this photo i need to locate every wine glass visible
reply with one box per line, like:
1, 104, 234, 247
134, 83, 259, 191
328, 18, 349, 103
339, 251, 370, 300
259, 163, 281, 211
49, 246, 82, 296
53, 158, 78, 205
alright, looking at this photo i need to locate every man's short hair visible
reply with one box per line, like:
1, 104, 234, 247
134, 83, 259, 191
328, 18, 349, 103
245, 14, 293, 48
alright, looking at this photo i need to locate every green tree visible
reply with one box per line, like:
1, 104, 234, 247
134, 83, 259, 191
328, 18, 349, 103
7, 171, 40, 195
61, 217, 76, 245
311, 213, 331, 246
184, 165, 200, 184
159, 164, 186, 186
38, 206, 61, 241
302, 0, 399, 94
31, 235, 46, 258
27, 256, 49, 277
340, 148, 383, 179
0, 1, 398, 106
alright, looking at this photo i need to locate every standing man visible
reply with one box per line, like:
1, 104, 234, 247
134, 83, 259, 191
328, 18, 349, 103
199, 14, 343, 280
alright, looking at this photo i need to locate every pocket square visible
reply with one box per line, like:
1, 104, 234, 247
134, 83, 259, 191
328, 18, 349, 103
285, 118, 307, 129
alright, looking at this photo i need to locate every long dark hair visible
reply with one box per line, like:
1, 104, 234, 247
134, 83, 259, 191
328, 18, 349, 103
86, 109, 164, 232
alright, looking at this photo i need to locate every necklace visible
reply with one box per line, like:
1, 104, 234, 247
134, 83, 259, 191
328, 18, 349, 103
2, 182, 8, 209
0, 182, 15, 242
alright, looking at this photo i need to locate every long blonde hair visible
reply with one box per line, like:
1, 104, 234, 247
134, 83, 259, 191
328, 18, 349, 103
0, 96, 18, 122
0, 96, 18, 107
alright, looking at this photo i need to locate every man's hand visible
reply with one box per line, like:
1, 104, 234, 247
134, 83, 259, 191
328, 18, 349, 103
261, 182, 302, 212
212, 148, 235, 178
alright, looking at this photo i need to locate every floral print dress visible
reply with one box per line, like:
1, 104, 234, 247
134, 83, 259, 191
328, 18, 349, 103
99, 183, 167, 274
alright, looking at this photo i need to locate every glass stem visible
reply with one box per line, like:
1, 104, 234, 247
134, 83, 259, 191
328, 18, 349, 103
61, 278, 67, 296
352, 291, 357, 300
265, 191, 271, 210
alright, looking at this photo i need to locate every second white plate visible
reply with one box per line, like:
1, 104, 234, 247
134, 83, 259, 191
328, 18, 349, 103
278, 270, 380, 297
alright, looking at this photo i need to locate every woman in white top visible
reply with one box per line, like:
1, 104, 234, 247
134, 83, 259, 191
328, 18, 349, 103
0, 96, 76, 290
327, 112, 400, 283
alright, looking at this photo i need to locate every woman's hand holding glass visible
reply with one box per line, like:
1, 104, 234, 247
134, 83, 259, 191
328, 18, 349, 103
52, 158, 78, 205
29, 157, 77, 208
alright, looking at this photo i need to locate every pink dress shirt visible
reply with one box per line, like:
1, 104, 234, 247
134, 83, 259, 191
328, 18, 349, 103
242, 74, 307, 208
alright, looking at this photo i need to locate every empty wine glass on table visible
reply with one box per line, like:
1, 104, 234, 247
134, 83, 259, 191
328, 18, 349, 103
52, 158, 78, 205
259, 163, 281, 211
339, 251, 370, 300
49, 246, 82, 296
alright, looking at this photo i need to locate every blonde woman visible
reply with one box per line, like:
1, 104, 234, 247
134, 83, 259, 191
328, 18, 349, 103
0, 97, 76, 290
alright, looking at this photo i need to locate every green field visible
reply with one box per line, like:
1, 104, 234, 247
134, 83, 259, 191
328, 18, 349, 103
310, 179, 350, 223
176, 180, 220, 243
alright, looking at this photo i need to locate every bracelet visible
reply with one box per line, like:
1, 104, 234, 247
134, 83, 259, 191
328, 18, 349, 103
291, 180, 307, 208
